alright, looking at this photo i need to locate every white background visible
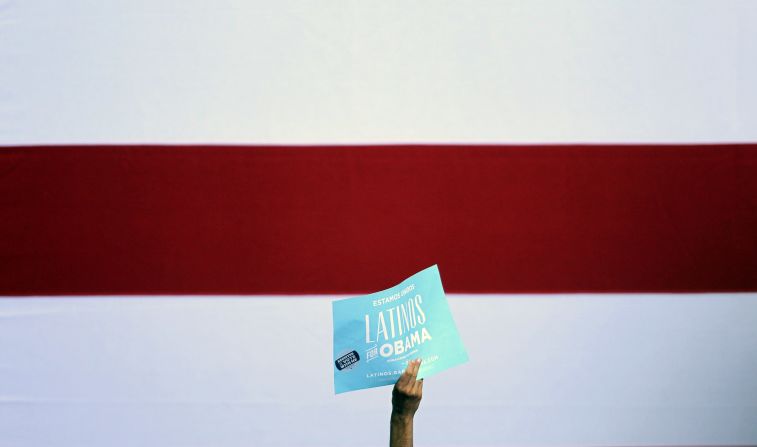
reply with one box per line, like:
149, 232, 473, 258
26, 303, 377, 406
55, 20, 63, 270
1, 1, 756, 446
1, 0, 757, 144
2, 295, 756, 446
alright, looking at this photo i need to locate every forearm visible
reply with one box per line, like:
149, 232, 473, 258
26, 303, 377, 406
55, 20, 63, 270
390, 412, 414, 447
390, 359, 422, 447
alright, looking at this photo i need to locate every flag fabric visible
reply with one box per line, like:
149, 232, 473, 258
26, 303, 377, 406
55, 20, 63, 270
1, 2, 757, 446
2, 144, 755, 296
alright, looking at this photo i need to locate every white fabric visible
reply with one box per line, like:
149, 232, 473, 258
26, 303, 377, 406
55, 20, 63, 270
1, 295, 756, 446
1, 0, 756, 145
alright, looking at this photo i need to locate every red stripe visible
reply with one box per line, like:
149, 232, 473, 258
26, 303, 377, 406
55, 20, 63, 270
1, 144, 755, 295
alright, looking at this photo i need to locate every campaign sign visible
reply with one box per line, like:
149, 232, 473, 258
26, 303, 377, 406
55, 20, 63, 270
332, 265, 468, 394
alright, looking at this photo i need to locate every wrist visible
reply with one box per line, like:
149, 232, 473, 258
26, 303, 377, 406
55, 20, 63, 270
391, 410, 415, 423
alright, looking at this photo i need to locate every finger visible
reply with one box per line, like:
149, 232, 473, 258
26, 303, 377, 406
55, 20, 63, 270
395, 373, 408, 388
412, 358, 422, 377
413, 378, 424, 395
397, 361, 415, 386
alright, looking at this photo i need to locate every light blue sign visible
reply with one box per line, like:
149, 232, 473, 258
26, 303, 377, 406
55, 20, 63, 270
332, 265, 468, 394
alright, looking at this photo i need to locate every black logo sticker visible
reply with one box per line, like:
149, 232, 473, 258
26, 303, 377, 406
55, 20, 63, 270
335, 350, 360, 370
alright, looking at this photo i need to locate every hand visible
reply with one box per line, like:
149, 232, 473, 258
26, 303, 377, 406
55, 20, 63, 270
392, 358, 423, 418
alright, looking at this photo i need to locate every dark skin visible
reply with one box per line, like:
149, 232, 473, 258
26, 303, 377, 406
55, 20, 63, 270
390, 358, 423, 447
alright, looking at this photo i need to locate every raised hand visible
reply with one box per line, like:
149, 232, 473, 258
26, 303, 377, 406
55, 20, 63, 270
390, 358, 423, 447
392, 358, 423, 418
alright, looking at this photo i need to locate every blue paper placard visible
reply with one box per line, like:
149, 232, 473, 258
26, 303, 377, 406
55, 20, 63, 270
332, 265, 468, 394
